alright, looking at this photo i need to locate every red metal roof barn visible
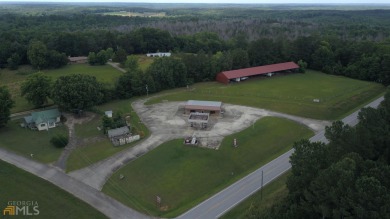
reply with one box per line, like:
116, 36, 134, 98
216, 62, 299, 84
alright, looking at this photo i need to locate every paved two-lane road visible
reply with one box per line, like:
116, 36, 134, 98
177, 96, 384, 219
0, 148, 154, 219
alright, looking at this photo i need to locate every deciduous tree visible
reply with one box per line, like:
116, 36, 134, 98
0, 86, 14, 128
21, 73, 52, 108
52, 74, 103, 110
27, 41, 48, 69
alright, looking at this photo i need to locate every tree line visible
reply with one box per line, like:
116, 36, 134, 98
252, 89, 390, 218
2, 27, 390, 86
2, 34, 390, 128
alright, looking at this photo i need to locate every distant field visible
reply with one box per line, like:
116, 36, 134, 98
0, 64, 123, 113
43, 64, 122, 85
0, 120, 67, 163
136, 55, 155, 71
102, 11, 166, 17
0, 160, 107, 219
103, 117, 313, 217
147, 70, 385, 120
221, 171, 290, 219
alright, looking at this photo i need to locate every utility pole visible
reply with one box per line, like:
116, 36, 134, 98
261, 170, 264, 200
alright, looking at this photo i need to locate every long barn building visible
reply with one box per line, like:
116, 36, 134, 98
216, 62, 299, 84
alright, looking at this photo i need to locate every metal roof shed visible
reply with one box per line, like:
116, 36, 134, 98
216, 61, 299, 84
184, 100, 222, 115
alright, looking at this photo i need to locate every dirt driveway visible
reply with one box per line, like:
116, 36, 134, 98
69, 99, 330, 190
134, 99, 329, 148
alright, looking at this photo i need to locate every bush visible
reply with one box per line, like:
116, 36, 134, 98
50, 135, 69, 148
60, 115, 67, 123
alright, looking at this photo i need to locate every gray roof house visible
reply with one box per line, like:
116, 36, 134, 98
24, 109, 61, 131
107, 126, 140, 146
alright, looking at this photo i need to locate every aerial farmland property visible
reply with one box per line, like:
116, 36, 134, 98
0, 1, 390, 219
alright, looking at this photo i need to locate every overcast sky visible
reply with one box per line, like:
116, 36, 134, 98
3, 0, 390, 4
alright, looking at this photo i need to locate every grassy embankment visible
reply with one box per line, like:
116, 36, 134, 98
221, 172, 291, 219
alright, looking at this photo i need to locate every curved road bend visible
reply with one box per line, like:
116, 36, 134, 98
0, 148, 154, 219
177, 95, 384, 219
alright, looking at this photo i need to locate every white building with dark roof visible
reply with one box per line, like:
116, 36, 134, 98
146, 52, 171, 57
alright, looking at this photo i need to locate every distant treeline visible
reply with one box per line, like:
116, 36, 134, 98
2, 26, 390, 86
1, 8, 390, 40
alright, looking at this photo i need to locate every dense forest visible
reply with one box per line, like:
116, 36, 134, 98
1, 3, 390, 88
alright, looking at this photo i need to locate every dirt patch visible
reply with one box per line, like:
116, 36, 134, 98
132, 99, 328, 149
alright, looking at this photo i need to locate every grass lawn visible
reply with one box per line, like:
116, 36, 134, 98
94, 99, 150, 138
74, 114, 103, 139
0, 160, 107, 219
0, 64, 123, 113
221, 171, 290, 219
68, 99, 150, 171
146, 70, 385, 120
67, 139, 130, 172
0, 120, 68, 163
102, 117, 313, 217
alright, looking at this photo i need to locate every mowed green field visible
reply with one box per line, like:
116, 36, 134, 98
0, 64, 123, 113
0, 120, 68, 163
147, 70, 385, 120
102, 117, 313, 217
0, 160, 107, 219
222, 171, 290, 219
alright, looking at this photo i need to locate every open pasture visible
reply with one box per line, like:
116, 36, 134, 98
147, 70, 385, 120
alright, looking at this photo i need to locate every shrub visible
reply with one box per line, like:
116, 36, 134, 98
50, 135, 69, 148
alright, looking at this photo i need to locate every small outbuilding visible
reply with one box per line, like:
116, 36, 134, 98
68, 56, 88, 64
107, 126, 140, 146
184, 100, 222, 116
105, 110, 113, 118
